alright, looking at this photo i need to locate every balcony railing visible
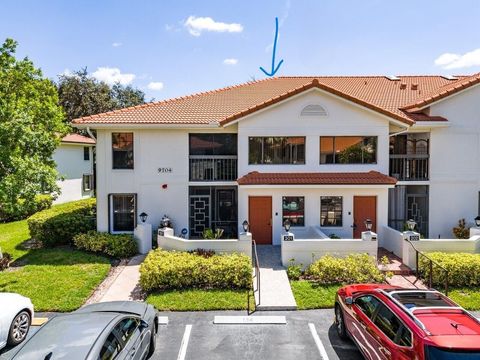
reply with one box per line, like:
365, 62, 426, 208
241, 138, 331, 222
389, 154, 429, 181
189, 155, 238, 181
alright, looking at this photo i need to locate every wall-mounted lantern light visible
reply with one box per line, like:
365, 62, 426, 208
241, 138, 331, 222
284, 219, 291, 232
406, 219, 416, 231
475, 216, 480, 227
364, 219, 373, 231
242, 220, 249, 233
139, 212, 148, 223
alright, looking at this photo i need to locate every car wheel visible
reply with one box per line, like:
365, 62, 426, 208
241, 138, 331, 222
7, 310, 31, 346
335, 304, 348, 340
147, 325, 157, 358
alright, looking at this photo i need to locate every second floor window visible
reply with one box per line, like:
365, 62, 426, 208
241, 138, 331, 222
112, 133, 134, 169
320, 136, 377, 164
249, 137, 305, 165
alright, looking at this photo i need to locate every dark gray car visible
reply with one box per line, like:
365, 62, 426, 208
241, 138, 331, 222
8, 301, 158, 360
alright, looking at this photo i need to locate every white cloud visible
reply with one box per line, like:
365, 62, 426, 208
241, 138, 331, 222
91, 67, 135, 85
59, 68, 73, 77
434, 48, 480, 69
223, 58, 238, 65
184, 16, 243, 37
112, 42, 122, 47
147, 81, 164, 91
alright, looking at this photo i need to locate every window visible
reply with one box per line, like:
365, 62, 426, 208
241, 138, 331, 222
373, 304, 404, 344
320, 196, 342, 227
320, 136, 377, 164
110, 194, 136, 232
84, 146, 90, 161
112, 133, 134, 169
99, 332, 121, 360
282, 196, 304, 227
116, 318, 139, 343
82, 174, 93, 192
355, 295, 381, 319
249, 137, 305, 164
189, 134, 237, 155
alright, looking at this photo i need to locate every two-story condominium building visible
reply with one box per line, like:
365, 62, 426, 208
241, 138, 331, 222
72, 74, 480, 244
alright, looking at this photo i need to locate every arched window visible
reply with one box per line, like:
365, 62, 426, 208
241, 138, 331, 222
300, 104, 327, 117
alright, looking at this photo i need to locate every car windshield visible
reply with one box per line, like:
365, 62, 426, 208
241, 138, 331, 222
425, 346, 480, 359
391, 291, 451, 309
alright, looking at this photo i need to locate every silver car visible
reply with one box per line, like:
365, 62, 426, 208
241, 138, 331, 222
9, 301, 158, 360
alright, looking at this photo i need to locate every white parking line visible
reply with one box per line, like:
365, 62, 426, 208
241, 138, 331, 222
214, 315, 286, 324
177, 324, 192, 360
308, 323, 330, 360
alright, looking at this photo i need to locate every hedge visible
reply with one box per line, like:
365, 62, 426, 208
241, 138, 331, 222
0, 194, 53, 222
74, 231, 137, 258
419, 252, 480, 287
27, 198, 96, 247
140, 249, 251, 292
303, 254, 386, 284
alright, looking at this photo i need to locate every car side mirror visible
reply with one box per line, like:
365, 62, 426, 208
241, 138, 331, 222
345, 297, 353, 305
139, 320, 149, 330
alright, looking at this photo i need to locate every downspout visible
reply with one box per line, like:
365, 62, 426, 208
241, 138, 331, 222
86, 127, 96, 141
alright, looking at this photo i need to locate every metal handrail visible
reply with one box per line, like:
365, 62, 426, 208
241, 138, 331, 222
406, 240, 449, 295
248, 240, 260, 314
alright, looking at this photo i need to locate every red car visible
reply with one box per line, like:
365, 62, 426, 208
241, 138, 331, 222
335, 284, 480, 359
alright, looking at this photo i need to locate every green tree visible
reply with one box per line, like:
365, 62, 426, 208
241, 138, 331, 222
57, 68, 146, 123
0, 38, 68, 216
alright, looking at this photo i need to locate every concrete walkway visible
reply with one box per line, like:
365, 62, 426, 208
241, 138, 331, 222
254, 245, 297, 311
99, 254, 146, 302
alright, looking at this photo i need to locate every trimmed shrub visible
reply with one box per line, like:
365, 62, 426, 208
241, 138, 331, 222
27, 198, 96, 247
0, 253, 12, 271
0, 194, 53, 222
140, 249, 251, 292
419, 252, 480, 287
305, 254, 386, 284
73, 231, 138, 258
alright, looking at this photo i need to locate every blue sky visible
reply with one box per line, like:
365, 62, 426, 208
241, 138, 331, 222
1, 0, 480, 100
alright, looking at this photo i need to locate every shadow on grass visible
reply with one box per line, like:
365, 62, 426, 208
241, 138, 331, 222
11, 246, 111, 267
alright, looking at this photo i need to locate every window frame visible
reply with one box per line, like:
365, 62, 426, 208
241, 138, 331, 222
248, 136, 306, 165
354, 294, 413, 349
320, 196, 343, 227
108, 193, 137, 234
282, 196, 305, 227
82, 174, 93, 192
84, 146, 90, 161
112, 132, 134, 170
319, 136, 378, 165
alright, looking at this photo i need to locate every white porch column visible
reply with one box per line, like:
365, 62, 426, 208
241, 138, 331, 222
239, 231, 252, 257
402, 230, 421, 269
134, 223, 153, 254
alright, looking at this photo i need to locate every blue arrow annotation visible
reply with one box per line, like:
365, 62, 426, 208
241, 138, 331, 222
259, 17, 284, 77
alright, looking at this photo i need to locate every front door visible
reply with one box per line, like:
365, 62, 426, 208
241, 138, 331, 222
353, 196, 377, 238
249, 196, 272, 244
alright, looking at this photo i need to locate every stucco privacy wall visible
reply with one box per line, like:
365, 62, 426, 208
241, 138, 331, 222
428, 84, 480, 238
238, 186, 389, 245
382, 226, 404, 257
236, 88, 391, 176
95, 127, 237, 233
53, 143, 94, 204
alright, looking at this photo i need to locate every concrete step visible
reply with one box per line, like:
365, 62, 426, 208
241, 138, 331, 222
378, 247, 414, 275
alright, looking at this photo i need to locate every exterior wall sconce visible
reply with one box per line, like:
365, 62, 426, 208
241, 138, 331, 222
475, 216, 480, 227
139, 212, 148, 223
406, 219, 416, 231
364, 218, 373, 231
242, 220, 249, 233
284, 219, 291, 232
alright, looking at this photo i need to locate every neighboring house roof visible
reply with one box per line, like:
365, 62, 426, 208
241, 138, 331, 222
61, 133, 96, 145
401, 72, 480, 111
71, 75, 472, 127
237, 171, 397, 186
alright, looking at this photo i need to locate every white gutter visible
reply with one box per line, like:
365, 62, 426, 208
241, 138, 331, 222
389, 129, 409, 137
86, 127, 96, 142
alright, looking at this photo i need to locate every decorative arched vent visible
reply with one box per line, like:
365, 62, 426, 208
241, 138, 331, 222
300, 104, 327, 117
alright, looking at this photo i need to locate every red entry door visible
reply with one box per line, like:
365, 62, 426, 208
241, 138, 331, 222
353, 196, 377, 238
248, 196, 272, 244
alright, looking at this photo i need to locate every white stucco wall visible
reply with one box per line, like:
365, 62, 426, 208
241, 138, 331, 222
53, 143, 94, 204
428, 84, 480, 238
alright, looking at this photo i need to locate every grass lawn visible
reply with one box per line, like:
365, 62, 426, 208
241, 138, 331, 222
290, 281, 340, 309
146, 289, 250, 311
0, 205, 111, 312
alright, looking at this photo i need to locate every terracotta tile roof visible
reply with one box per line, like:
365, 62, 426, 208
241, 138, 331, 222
61, 133, 96, 144
402, 72, 480, 111
404, 113, 448, 122
237, 171, 397, 186
72, 75, 471, 127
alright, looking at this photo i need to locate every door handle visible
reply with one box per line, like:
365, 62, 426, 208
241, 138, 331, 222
379, 346, 391, 357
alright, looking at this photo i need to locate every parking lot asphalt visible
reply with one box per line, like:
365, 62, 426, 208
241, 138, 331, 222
3, 309, 480, 360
